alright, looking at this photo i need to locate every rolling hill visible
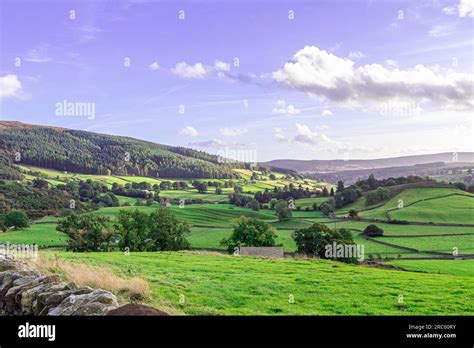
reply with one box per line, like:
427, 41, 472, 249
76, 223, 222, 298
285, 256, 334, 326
0, 121, 286, 179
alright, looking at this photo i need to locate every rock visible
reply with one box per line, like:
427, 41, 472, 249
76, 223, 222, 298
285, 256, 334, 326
40, 286, 94, 315
0, 257, 120, 316
48, 289, 118, 316
107, 303, 169, 316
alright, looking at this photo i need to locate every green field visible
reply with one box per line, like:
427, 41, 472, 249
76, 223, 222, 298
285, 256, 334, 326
388, 195, 474, 224
294, 197, 329, 209
389, 259, 474, 277
357, 188, 473, 223
0, 223, 67, 246
45, 250, 474, 315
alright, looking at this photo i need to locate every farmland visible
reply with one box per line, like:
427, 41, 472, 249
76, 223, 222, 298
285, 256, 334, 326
41, 250, 474, 315
1, 162, 473, 316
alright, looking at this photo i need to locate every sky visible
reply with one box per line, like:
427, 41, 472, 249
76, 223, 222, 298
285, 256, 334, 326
0, 0, 473, 162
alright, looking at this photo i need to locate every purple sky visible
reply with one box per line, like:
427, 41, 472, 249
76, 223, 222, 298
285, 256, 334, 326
1, 0, 473, 161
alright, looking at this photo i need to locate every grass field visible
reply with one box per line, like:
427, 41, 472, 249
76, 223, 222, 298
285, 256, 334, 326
0, 223, 66, 246
388, 195, 474, 224
188, 227, 297, 252
44, 250, 474, 315
294, 197, 329, 209
358, 188, 473, 222
388, 259, 474, 277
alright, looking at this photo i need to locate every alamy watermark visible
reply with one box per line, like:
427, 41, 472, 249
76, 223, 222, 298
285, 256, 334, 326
217, 147, 257, 168
55, 99, 95, 120
325, 242, 365, 262
0, 242, 38, 259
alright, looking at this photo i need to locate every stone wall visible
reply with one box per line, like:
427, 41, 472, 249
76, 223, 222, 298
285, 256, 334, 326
0, 257, 119, 316
239, 247, 284, 258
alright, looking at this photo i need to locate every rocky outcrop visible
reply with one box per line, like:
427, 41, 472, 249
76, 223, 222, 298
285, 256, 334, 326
0, 257, 119, 316
107, 303, 169, 316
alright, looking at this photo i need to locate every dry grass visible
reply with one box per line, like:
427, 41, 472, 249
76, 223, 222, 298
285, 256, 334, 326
26, 254, 151, 303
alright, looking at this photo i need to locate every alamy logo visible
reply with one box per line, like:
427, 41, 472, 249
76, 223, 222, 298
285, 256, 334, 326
18, 322, 56, 341
55, 99, 96, 120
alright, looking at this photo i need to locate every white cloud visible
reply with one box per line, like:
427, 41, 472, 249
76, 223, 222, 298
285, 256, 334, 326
443, 6, 457, 15
220, 127, 248, 137
348, 50, 366, 60
274, 123, 331, 146
172, 62, 207, 79
189, 139, 224, 148
179, 126, 199, 137
23, 45, 52, 63
273, 45, 474, 110
428, 25, 452, 38
385, 59, 398, 68
443, 0, 474, 17
0, 74, 25, 99
214, 60, 230, 72
459, 0, 474, 17
77, 25, 103, 43
272, 99, 301, 114
149, 61, 160, 71
321, 109, 333, 116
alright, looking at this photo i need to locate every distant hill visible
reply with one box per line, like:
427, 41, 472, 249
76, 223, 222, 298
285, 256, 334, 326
0, 121, 262, 179
263, 153, 474, 173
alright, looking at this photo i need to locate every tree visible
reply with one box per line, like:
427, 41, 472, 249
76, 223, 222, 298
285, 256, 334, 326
274, 200, 292, 221
221, 216, 277, 252
114, 209, 150, 251
348, 210, 358, 219
57, 214, 112, 252
329, 187, 335, 196
248, 200, 260, 211
215, 187, 223, 195
293, 223, 356, 262
4, 210, 29, 229
321, 187, 329, 197
365, 187, 390, 206
336, 181, 345, 193
32, 178, 49, 189
148, 208, 190, 251
319, 202, 334, 215
363, 224, 384, 237
453, 182, 467, 191
269, 173, 276, 180
367, 174, 378, 190
334, 189, 359, 208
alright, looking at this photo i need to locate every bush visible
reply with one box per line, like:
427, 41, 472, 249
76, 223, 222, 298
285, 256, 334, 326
292, 223, 357, 263
274, 200, 292, 221
221, 216, 277, 253
247, 200, 260, 211
363, 224, 384, 237
319, 202, 334, 215
453, 182, 467, 191
4, 210, 29, 229
115, 208, 190, 252
57, 214, 112, 252
365, 187, 390, 206
348, 210, 358, 219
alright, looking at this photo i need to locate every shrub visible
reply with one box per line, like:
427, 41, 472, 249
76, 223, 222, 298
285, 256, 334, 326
274, 200, 292, 221
365, 187, 390, 206
247, 200, 260, 211
57, 214, 112, 252
319, 202, 334, 215
363, 224, 384, 237
292, 223, 357, 263
453, 182, 467, 191
4, 210, 29, 229
221, 216, 277, 253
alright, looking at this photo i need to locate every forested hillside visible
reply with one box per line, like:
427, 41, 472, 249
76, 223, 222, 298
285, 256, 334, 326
0, 121, 254, 179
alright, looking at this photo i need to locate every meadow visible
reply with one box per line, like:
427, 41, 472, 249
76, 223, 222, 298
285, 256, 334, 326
42, 250, 474, 315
